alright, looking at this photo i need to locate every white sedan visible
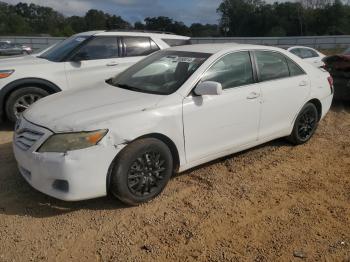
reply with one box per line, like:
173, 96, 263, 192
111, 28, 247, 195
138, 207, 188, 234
287, 46, 326, 68
13, 44, 334, 205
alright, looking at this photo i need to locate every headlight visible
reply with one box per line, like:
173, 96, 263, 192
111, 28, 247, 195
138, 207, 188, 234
0, 70, 14, 79
38, 129, 108, 153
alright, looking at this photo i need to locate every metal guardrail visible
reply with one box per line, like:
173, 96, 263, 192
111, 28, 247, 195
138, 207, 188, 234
0, 36, 65, 52
1, 35, 350, 52
191, 35, 350, 49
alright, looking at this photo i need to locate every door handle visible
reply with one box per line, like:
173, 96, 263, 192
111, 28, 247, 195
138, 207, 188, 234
299, 81, 308, 87
106, 62, 119, 67
247, 92, 260, 100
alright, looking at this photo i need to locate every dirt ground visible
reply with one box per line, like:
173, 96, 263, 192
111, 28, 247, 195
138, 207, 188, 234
0, 102, 349, 262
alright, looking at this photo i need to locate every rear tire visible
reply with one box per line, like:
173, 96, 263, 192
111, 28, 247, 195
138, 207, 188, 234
109, 138, 173, 206
288, 103, 319, 145
5, 87, 49, 122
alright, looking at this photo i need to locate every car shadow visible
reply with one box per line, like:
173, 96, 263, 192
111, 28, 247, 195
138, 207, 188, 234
0, 141, 130, 219
174, 138, 291, 178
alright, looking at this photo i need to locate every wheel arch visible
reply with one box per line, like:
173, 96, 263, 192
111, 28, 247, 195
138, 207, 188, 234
136, 133, 181, 172
308, 98, 322, 121
1, 78, 62, 119
106, 133, 181, 194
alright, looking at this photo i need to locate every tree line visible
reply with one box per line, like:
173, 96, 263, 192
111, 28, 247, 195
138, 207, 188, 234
0, 0, 349, 37
218, 0, 350, 36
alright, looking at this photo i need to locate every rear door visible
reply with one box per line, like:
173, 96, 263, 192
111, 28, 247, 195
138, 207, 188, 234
254, 51, 310, 139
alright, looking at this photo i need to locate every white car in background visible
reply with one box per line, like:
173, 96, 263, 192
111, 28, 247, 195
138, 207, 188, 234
287, 46, 326, 68
0, 30, 190, 122
13, 44, 333, 205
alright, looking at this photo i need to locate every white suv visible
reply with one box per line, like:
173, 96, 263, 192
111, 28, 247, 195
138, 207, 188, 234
0, 31, 190, 122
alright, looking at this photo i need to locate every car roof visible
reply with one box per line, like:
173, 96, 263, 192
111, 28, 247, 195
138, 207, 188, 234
96, 31, 189, 39
167, 43, 286, 54
287, 46, 317, 50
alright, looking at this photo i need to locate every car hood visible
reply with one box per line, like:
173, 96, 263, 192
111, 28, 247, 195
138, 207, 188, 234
0, 55, 51, 69
24, 83, 164, 132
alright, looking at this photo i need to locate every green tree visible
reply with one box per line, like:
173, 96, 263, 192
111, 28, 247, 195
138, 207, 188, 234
190, 23, 220, 37
66, 16, 87, 33
85, 9, 107, 30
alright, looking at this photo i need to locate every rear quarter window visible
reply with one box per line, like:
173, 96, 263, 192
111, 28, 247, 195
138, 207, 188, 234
286, 58, 305, 76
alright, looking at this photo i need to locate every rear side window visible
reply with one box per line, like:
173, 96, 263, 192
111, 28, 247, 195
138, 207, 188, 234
123, 37, 160, 57
292, 48, 319, 59
301, 48, 319, 58
162, 38, 191, 47
287, 58, 305, 76
73, 37, 119, 60
255, 51, 290, 82
290, 48, 302, 58
202, 51, 254, 90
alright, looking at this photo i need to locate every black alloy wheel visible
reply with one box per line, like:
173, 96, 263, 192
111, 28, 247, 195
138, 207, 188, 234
288, 103, 319, 145
110, 138, 173, 206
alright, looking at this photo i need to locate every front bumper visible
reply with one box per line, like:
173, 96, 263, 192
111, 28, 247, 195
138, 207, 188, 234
13, 118, 121, 201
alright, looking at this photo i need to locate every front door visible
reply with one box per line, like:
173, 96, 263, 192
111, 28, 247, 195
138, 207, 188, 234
183, 51, 261, 163
65, 36, 129, 89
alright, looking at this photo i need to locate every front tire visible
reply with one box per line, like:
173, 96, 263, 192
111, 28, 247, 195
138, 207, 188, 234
110, 138, 173, 206
288, 103, 319, 145
5, 87, 49, 122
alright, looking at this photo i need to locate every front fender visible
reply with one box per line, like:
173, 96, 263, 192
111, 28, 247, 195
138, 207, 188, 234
103, 104, 186, 168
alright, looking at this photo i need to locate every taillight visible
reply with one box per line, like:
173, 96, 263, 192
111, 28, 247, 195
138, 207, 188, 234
327, 76, 334, 94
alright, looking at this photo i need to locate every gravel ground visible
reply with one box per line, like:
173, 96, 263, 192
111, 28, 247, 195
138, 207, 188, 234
0, 102, 349, 262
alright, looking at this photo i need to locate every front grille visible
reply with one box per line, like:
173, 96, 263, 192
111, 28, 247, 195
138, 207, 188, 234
14, 129, 44, 151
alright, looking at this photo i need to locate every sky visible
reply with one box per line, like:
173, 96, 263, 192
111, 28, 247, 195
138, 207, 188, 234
3, 0, 223, 25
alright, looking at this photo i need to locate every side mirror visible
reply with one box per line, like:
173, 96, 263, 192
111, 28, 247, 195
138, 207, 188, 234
194, 81, 223, 96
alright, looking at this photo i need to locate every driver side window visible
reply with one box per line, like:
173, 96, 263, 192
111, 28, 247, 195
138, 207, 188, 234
72, 37, 119, 61
201, 52, 254, 90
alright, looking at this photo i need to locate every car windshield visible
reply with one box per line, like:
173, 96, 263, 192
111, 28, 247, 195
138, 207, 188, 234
39, 35, 91, 62
343, 47, 350, 55
109, 50, 211, 95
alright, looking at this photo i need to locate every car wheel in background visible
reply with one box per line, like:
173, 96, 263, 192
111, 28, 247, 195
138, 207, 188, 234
5, 87, 49, 122
110, 138, 173, 206
288, 103, 319, 145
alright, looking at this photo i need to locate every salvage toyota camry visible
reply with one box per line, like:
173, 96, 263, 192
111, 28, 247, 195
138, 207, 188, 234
13, 44, 333, 205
